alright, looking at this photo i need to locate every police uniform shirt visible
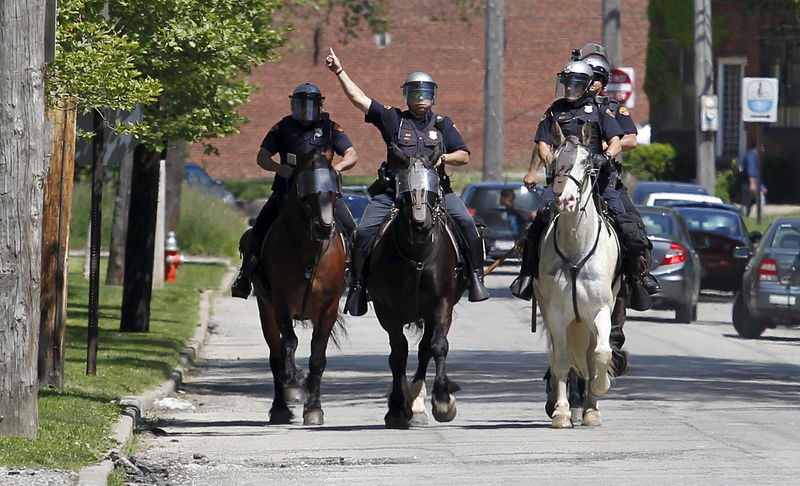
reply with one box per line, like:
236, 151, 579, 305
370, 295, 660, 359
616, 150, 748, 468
365, 100, 469, 158
534, 98, 624, 147
261, 115, 352, 191
604, 100, 637, 135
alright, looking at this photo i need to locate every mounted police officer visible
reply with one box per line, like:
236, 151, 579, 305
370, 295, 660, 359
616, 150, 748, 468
510, 59, 659, 311
231, 83, 358, 299
325, 47, 489, 316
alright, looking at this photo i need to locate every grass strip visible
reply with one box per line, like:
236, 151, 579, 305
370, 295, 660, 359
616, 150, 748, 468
0, 258, 227, 470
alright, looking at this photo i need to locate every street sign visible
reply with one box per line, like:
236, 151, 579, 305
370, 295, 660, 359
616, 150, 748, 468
742, 77, 778, 122
606, 67, 635, 108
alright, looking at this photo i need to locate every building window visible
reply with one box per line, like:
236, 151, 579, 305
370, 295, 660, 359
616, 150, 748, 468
373, 32, 391, 48
717, 58, 746, 158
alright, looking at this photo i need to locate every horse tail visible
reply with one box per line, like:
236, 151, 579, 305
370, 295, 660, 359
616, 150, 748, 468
610, 345, 629, 377
328, 311, 348, 351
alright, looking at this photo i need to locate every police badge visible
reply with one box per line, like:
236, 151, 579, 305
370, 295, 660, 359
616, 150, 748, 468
429, 131, 438, 140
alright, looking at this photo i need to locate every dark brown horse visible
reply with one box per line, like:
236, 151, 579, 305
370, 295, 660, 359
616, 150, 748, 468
368, 145, 468, 429
250, 148, 346, 426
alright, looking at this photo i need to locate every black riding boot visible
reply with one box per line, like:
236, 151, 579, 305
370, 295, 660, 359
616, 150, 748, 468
343, 247, 369, 316
467, 237, 490, 302
510, 208, 549, 300
232, 229, 261, 299
640, 247, 661, 295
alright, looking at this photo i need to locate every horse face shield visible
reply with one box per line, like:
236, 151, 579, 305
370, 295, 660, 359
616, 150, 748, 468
396, 161, 440, 225
296, 167, 340, 240
551, 140, 591, 213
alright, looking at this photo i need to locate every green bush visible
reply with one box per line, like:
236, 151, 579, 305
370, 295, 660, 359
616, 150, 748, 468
177, 187, 247, 257
224, 177, 273, 200
69, 181, 117, 250
716, 159, 739, 203
622, 142, 677, 181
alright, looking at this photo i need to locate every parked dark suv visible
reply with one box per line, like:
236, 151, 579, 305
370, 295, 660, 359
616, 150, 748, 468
184, 162, 236, 205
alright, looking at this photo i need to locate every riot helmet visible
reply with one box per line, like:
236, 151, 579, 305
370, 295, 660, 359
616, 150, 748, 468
583, 55, 611, 87
401, 72, 438, 107
578, 42, 607, 60
289, 83, 324, 122
555, 60, 593, 104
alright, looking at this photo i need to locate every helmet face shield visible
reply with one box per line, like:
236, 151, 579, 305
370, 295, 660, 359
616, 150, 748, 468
555, 73, 591, 102
403, 81, 437, 106
290, 95, 322, 122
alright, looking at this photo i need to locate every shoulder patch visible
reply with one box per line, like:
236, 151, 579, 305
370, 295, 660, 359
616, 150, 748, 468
605, 108, 615, 117
383, 105, 393, 110
540, 110, 552, 121
619, 106, 630, 116
332, 122, 344, 131
268, 123, 279, 133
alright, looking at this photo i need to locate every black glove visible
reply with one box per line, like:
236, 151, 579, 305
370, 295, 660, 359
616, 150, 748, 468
592, 152, 613, 171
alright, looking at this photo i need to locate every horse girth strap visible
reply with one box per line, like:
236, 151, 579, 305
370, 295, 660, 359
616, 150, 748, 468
552, 214, 603, 323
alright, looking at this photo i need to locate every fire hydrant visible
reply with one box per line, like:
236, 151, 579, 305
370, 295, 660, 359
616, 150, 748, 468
164, 231, 182, 283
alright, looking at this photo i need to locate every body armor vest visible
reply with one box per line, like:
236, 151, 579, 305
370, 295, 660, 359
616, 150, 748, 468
272, 115, 334, 193
552, 103, 604, 154
386, 113, 442, 173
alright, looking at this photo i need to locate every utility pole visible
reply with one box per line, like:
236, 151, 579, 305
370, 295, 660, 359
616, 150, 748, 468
483, 0, 504, 181
602, 0, 622, 67
694, 0, 716, 192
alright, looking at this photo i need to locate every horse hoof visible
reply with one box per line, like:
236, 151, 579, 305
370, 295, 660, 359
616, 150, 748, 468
303, 409, 324, 426
284, 387, 305, 403
384, 412, 410, 430
410, 412, 428, 426
431, 395, 457, 423
582, 408, 602, 427
269, 406, 292, 425
551, 415, 573, 429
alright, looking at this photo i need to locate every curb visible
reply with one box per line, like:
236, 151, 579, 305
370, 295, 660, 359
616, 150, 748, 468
77, 266, 237, 486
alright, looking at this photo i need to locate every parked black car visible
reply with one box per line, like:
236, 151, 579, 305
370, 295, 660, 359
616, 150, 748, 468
669, 202, 759, 291
630, 181, 710, 205
732, 217, 800, 338
340, 185, 370, 225
184, 162, 236, 205
461, 182, 544, 259
638, 206, 702, 323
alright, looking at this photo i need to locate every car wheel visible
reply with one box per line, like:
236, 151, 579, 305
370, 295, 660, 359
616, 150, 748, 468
674, 302, 694, 324
732, 291, 765, 339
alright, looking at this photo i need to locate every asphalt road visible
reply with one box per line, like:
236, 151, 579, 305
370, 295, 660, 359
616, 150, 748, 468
133, 267, 800, 485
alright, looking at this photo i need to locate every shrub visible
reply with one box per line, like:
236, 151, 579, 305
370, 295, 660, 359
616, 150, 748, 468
716, 159, 739, 203
622, 142, 677, 181
177, 187, 247, 257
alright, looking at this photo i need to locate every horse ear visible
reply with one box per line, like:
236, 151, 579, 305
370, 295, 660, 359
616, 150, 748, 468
580, 122, 592, 146
390, 142, 410, 165
551, 120, 564, 147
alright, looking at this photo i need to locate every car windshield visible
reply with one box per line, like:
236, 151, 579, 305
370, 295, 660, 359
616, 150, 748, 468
185, 165, 214, 188
466, 187, 540, 212
641, 212, 673, 237
675, 208, 743, 238
771, 222, 800, 250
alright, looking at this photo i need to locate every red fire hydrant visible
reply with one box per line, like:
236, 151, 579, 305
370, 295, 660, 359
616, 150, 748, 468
164, 231, 182, 283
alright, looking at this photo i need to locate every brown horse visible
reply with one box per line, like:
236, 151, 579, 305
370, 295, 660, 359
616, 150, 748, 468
368, 144, 468, 429
250, 148, 346, 426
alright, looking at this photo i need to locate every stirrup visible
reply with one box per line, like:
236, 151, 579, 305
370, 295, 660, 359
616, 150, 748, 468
231, 272, 251, 299
509, 274, 533, 301
344, 282, 368, 316
468, 270, 490, 302
642, 274, 661, 295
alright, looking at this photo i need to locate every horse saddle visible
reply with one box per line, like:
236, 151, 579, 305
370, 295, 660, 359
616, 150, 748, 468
373, 208, 463, 268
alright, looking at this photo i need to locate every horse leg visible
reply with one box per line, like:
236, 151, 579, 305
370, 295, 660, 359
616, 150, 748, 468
430, 303, 458, 423
610, 294, 630, 376
581, 391, 602, 427
256, 298, 292, 424
382, 319, 412, 429
408, 322, 435, 426
302, 300, 337, 426
278, 311, 304, 403
547, 323, 573, 428
589, 307, 614, 398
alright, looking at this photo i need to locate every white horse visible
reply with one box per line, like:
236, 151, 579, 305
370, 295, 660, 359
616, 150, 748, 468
535, 124, 622, 428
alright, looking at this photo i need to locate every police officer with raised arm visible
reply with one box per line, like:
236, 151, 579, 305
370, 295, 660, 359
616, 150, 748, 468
325, 47, 489, 316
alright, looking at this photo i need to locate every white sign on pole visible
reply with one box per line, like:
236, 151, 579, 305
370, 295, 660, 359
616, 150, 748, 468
606, 67, 635, 108
741, 77, 778, 122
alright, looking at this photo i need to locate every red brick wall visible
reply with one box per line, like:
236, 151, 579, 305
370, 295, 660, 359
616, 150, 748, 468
190, 1, 650, 180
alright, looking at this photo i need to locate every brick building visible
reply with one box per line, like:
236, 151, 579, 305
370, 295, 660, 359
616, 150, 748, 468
190, 1, 651, 181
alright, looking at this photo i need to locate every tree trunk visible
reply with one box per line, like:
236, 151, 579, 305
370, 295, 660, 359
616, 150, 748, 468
0, 0, 48, 438
39, 98, 77, 389
165, 141, 186, 232
120, 144, 161, 332
86, 110, 105, 375
482, 0, 504, 181
106, 149, 133, 286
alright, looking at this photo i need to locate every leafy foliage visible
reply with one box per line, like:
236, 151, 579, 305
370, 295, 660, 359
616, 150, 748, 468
47, 0, 161, 117
105, 0, 288, 151
622, 143, 677, 181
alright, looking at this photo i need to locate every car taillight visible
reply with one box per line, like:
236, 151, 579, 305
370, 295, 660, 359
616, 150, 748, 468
757, 258, 778, 282
467, 207, 476, 216
660, 242, 687, 265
